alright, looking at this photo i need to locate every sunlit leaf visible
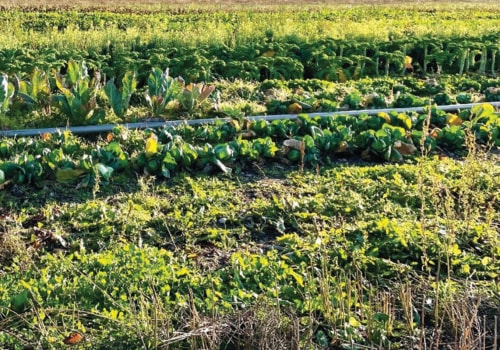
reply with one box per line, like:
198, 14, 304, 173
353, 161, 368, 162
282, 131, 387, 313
145, 135, 158, 157
349, 316, 361, 327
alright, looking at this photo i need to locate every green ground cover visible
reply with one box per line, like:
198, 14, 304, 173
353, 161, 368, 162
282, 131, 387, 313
0, 105, 499, 348
0, 2, 500, 349
1, 149, 499, 348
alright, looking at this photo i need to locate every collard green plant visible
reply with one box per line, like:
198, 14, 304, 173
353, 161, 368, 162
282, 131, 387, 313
53, 60, 103, 125
104, 71, 137, 118
14, 68, 52, 115
179, 81, 215, 113
144, 68, 183, 117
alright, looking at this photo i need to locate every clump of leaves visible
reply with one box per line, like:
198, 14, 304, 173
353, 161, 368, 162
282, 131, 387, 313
144, 68, 183, 117
104, 71, 137, 119
53, 60, 104, 125
13, 68, 52, 115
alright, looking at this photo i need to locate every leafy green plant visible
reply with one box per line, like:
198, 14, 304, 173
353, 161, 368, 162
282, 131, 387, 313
178, 81, 215, 113
104, 71, 137, 118
14, 68, 52, 115
53, 60, 103, 125
144, 68, 183, 117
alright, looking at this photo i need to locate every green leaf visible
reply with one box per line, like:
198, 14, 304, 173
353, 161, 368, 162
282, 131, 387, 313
374, 313, 390, 323
104, 78, 125, 117
56, 168, 86, 183
179, 142, 197, 163
0, 169, 5, 184
10, 289, 30, 314
212, 157, 232, 176
147, 159, 160, 174
214, 144, 234, 161
371, 138, 387, 153
66, 60, 86, 86
389, 148, 403, 162
316, 330, 329, 347
162, 152, 177, 171
161, 164, 171, 178
0, 74, 14, 114
96, 163, 114, 181
121, 71, 137, 106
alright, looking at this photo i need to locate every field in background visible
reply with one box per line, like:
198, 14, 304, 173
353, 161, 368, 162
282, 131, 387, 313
1, 0, 500, 10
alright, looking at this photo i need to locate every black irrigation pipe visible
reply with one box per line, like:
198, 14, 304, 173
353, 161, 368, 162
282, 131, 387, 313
2, 102, 500, 138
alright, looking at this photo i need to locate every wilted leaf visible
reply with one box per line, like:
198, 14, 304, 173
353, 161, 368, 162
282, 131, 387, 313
446, 113, 463, 126
56, 168, 86, 183
286, 102, 302, 114
393, 140, 417, 155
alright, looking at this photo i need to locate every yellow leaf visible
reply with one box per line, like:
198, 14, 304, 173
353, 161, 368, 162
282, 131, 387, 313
176, 267, 190, 277
446, 113, 463, 126
98, 256, 113, 266
47, 336, 58, 343
145, 135, 158, 157
377, 112, 391, 123
289, 270, 304, 287
349, 316, 361, 327
286, 102, 302, 114
404, 56, 413, 69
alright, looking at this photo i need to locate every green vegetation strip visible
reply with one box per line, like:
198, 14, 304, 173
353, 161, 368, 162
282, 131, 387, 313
1, 103, 499, 186
2, 102, 500, 138
1, 152, 499, 348
1, 60, 499, 130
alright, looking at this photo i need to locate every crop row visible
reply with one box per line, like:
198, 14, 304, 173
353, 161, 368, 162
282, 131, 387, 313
1, 60, 499, 129
1, 103, 498, 186
3, 6, 498, 32
1, 33, 499, 83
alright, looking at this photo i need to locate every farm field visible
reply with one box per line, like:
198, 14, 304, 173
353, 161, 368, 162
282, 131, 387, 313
2, 0, 499, 9
0, 1, 500, 349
